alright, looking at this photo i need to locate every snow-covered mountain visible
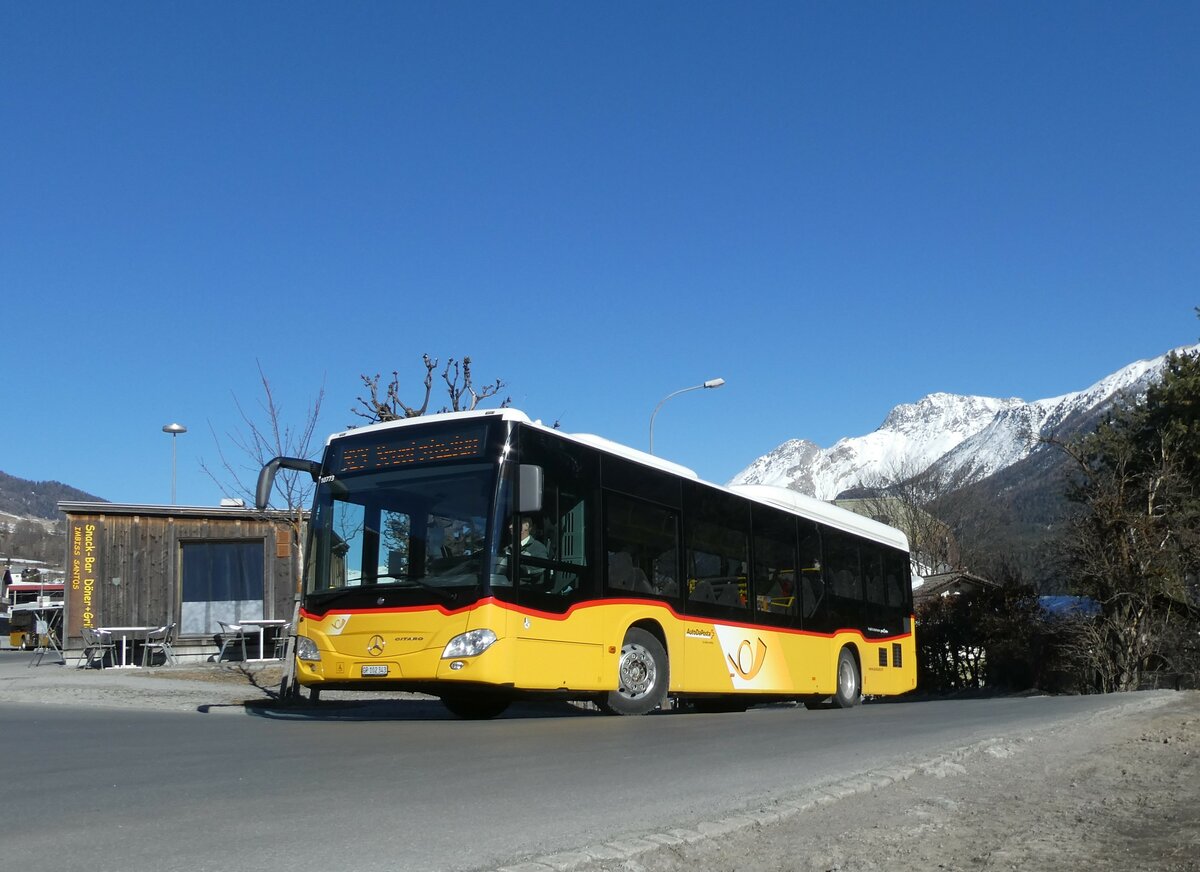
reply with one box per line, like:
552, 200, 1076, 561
730, 345, 1199, 500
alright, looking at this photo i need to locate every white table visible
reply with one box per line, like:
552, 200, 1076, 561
236, 619, 288, 660
96, 626, 156, 667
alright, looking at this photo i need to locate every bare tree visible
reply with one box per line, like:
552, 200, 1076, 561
201, 361, 326, 511
1055, 431, 1193, 691
1050, 343, 1200, 691
849, 460, 967, 575
200, 363, 326, 699
353, 354, 509, 423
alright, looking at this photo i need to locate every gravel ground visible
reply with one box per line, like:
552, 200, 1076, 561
552, 691, 1200, 872
0, 653, 421, 712
0, 655, 290, 711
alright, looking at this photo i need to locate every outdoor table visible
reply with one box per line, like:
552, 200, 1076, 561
235, 619, 288, 660
95, 626, 156, 667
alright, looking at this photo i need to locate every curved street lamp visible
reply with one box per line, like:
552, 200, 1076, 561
649, 378, 725, 455
162, 423, 187, 504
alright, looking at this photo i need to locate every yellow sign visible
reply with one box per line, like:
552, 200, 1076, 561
67, 520, 99, 638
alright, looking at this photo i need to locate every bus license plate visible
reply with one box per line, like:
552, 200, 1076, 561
361, 664, 389, 676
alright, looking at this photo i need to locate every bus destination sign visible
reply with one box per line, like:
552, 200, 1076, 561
334, 426, 488, 474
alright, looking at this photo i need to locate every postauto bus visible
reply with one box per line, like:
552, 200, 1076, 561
257, 409, 916, 718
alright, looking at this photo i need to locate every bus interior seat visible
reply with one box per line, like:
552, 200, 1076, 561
692, 578, 743, 607
712, 579, 743, 606
608, 552, 653, 593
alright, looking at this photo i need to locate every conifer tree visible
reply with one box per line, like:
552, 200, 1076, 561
1059, 327, 1200, 691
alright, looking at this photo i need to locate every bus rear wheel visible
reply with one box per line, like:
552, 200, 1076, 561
599, 628, 668, 716
833, 647, 861, 709
441, 695, 511, 720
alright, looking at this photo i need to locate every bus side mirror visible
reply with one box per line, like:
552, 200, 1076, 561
256, 456, 322, 510
518, 464, 543, 514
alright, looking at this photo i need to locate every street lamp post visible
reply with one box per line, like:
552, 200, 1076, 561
649, 378, 725, 455
162, 423, 187, 504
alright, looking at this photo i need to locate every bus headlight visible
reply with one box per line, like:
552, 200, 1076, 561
295, 635, 322, 661
441, 629, 498, 659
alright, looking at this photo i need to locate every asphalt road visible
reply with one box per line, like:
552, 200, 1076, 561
1, 691, 1151, 872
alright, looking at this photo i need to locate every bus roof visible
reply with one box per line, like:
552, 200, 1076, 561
328, 408, 909, 552
5, 581, 65, 591
729, 485, 909, 551
325, 407, 527, 446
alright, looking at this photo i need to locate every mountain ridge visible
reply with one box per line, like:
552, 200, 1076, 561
731, 344, 1200, 500
0, 470, 106, 521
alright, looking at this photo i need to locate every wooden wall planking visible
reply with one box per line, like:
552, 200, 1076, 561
63, 507, 299, 644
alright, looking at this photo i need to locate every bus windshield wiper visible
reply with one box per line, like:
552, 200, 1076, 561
309, 578, 457, 606
375, 573, 459, 603
307, 587, 372, 608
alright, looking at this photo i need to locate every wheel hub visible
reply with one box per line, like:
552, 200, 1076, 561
839, 657, 858, 697
618, 643, 655, 698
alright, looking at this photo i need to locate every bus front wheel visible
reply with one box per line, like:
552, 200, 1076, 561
599, 628, 668, 716
833, 647, 861, 709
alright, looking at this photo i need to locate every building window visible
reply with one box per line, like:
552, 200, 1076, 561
181, 540, 265, 635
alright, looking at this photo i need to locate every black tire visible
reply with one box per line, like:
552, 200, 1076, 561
833, 647, 861, 709
441, 695, 511, 720
802, 696, 828, 710
599, 628, 669, 715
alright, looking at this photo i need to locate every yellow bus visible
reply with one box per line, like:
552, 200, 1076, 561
4, 580, 65, 650
257, 409, 916, 718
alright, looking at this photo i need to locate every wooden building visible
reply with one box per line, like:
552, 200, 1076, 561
57, 501, 303, 659
912, 570, 999, 604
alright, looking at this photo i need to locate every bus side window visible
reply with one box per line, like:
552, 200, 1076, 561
798, 522, 824, 626
603, 491, 679, 600
884, 549, 909, 609
653, 548, 679, 596
751, 503, 798, 626
863, 546, 885, 605
515, 489, 592, 599
515, 425, 599, 610
683, 481, 749, 617
607, 550, 652, 592
821, 529, 864, 631
879, 548, 911, 635
543, 496, 588, 596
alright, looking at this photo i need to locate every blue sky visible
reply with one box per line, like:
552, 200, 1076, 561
2, 3, 1197, 507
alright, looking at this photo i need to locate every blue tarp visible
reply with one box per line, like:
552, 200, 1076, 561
1039, 595, 1101, 616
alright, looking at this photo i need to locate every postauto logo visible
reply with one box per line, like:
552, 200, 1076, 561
714, 626, 780, 688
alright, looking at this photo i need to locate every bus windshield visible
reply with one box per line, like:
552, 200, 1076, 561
305, 461, 501, 609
